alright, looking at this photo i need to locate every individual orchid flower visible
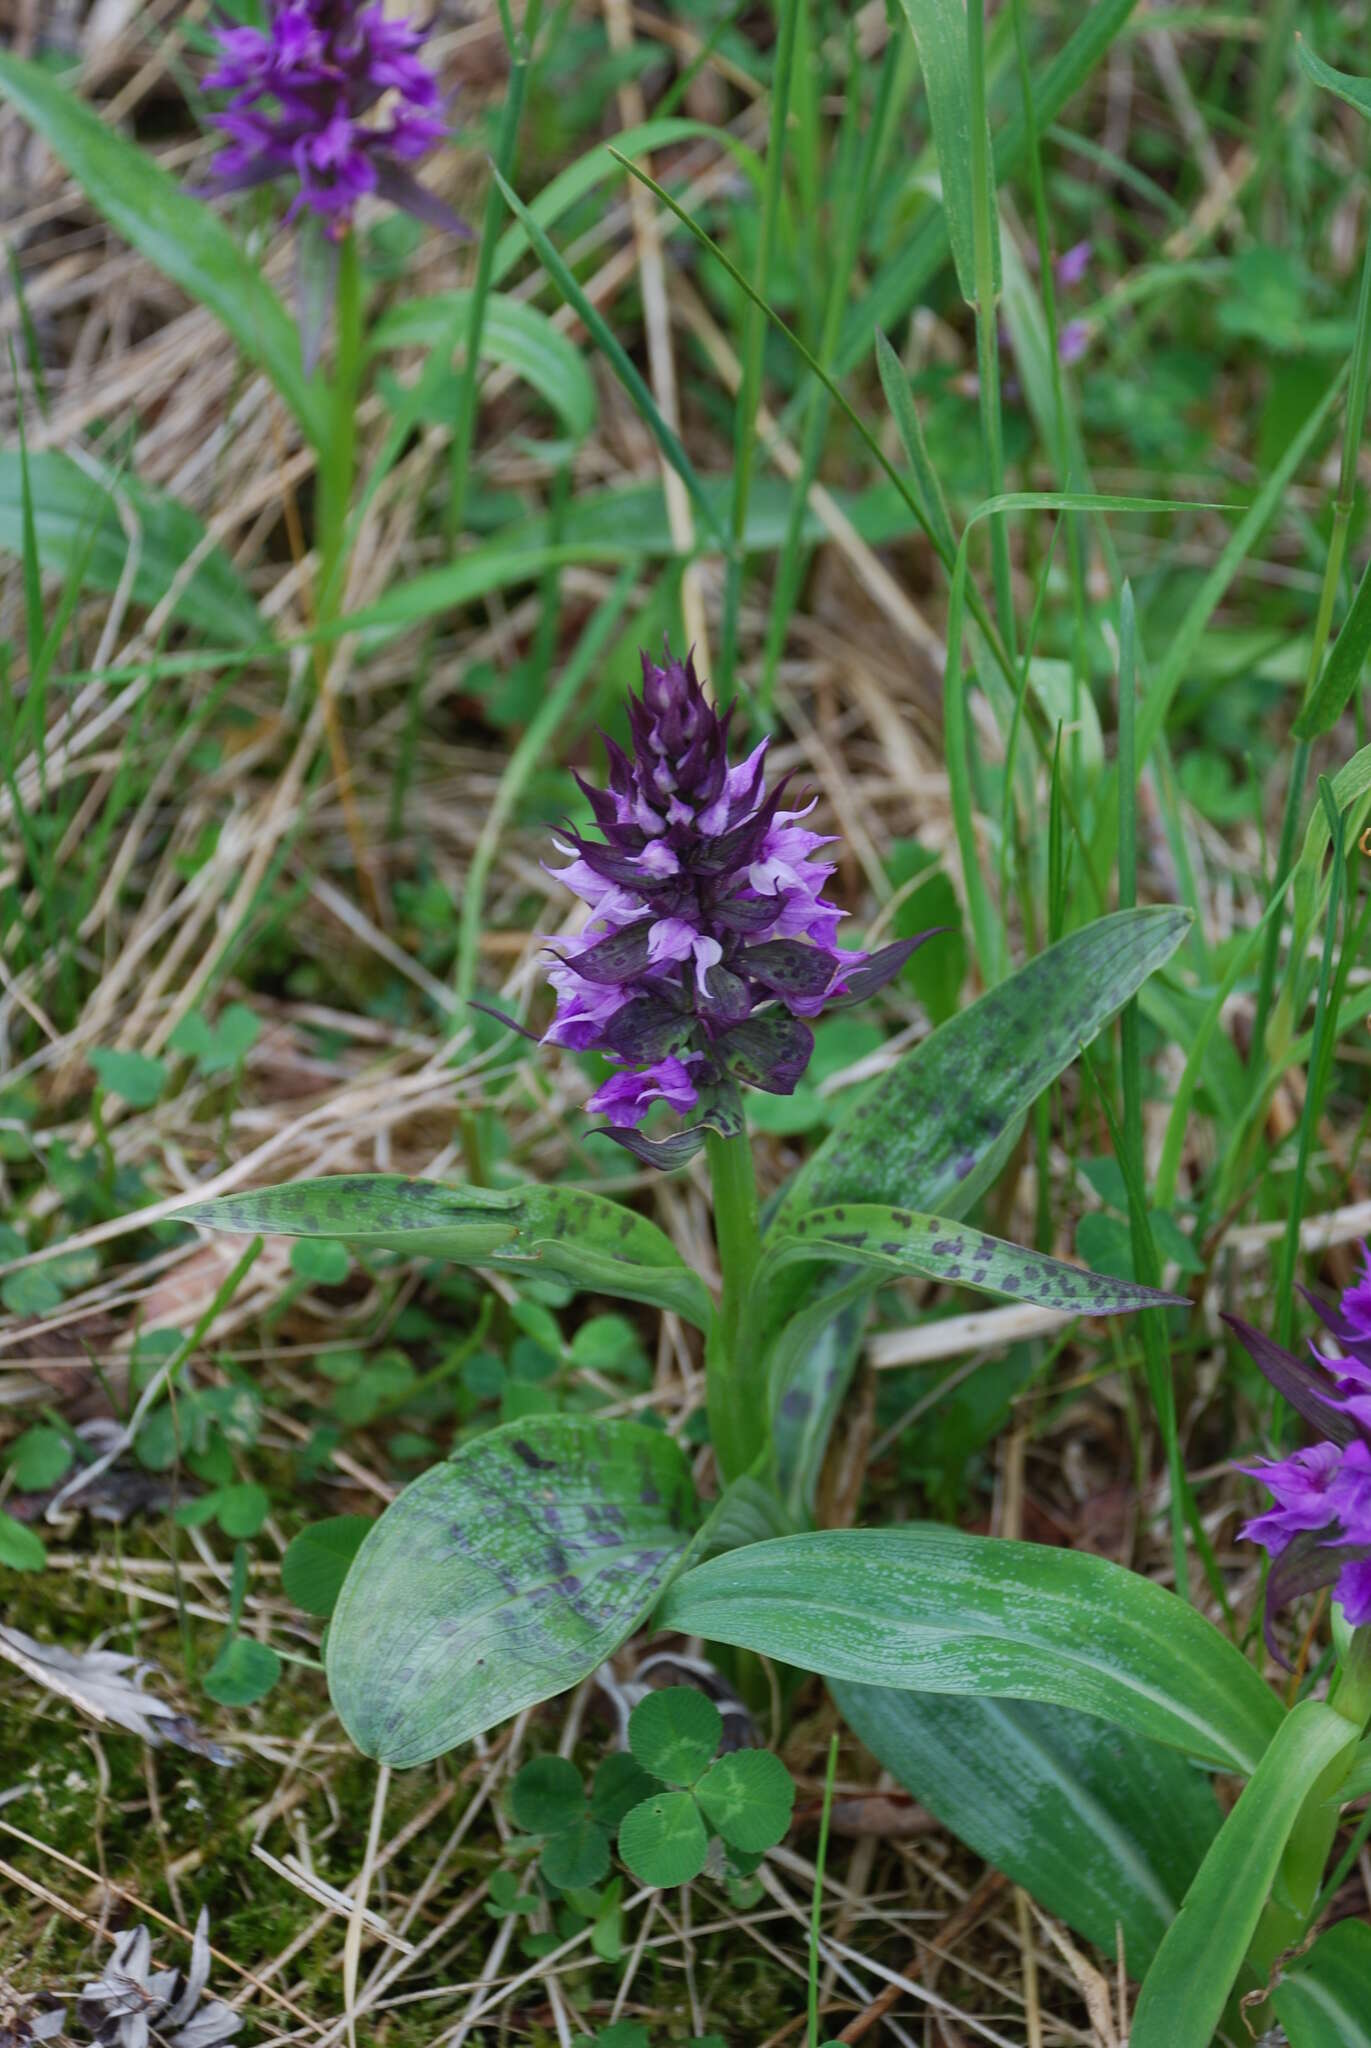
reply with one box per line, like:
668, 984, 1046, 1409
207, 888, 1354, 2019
539, 643, 938, 1166
1226, 1244, 1371, 1658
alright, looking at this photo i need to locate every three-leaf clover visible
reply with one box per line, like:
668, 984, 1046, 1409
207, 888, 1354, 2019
169, 1003, 260, 1078
509, 1751, 656, 1890
615, 1687, 795, 1888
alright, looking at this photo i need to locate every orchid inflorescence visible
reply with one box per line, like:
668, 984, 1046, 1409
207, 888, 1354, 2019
1228, 1247, 1371, 1651
203, 0, 462, 236
540, 643, 936, 1166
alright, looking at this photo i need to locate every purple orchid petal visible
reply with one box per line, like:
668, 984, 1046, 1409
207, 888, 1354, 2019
1230, 1246, 1371, 1644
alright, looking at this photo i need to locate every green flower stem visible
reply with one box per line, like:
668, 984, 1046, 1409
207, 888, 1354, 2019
317, 230, 362, 625
308, 230, 374, 903
705, 1127, 764, 1482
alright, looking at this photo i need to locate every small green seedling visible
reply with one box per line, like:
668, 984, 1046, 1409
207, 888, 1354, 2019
615, 1686, 795, 1888
169, 1003, 260, 1079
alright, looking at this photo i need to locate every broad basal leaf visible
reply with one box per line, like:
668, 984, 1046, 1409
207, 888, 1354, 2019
327, 1417, 697, 1766
1131, 1700, 1357, 2048
0, 452, 264, 646
1273, 1918, 1371, 2048
657, 1526, 1281, 1773
179, 1175, 711, 1328
770, 908, 1190, 1232
0, 53, 322, 442
833, 1684, 1220, 1974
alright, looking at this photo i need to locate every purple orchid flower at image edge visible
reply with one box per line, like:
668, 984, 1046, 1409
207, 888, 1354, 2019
1226, 1244, 1371, 1659
202, 0, 464, 235
533, 642, 941, 1168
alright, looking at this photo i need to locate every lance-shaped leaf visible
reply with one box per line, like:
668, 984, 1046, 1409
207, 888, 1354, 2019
770, 907, 1190, 1233
832, 1684, 1221, 1975
750, 1203, 1185, 1351
0, 52, 323, 444
328, 1417, 697, 1766
894, 0, 1001, 305
1131, 1700, 1357, 2048
179, 1175, 712, 1329
1295, 35, 1371, 123
757, 1209, 1184, 1498
656, 1527, 1282, 1773
1273, 1918, 1371, 2048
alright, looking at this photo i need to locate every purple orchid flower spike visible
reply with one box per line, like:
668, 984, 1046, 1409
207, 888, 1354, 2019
201, 2, 467, 362
541, 642, 940, 1167
1226, 1243, 1371, 1663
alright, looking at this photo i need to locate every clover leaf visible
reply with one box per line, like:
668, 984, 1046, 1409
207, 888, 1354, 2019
510, 1755, 585, 1835
509, 1751, 655, 1891
615, 1687, 795, 1888
626, 1685, 722, 1785
695, 1748, 795, 1852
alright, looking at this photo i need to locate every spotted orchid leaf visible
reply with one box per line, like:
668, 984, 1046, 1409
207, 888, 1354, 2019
328, 1418, 698, 1765
755, 908, 1192, 1450
753, 1203, 1185, 1496
771, 907, 1191, 1230
753, 1202, 1185, 1336
178, 1175, 712, 1329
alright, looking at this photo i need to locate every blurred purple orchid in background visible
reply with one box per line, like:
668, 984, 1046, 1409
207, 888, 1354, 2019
541, 644, 937, 1165
1227, 1245, 1371, 1657
202, 1, 463, 236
